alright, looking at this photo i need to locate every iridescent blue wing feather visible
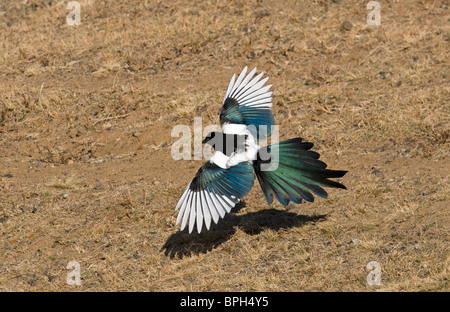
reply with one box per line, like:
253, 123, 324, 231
175, 161, 255, 233
220, 67, 274, 140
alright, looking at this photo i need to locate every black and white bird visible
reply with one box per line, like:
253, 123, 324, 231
174, 67, 347, 233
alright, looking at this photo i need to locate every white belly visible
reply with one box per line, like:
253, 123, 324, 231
210, 125, 260, 169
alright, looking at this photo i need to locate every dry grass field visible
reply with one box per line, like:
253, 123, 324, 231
0, 0, 449, 292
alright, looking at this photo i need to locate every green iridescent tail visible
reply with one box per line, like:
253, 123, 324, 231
253, 137, 347, 206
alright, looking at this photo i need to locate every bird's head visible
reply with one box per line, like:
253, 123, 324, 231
202, 131, 219, 145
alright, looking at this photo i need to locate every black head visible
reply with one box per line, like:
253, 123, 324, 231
202, 131, 219, 145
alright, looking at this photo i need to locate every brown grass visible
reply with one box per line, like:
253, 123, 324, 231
0, 0, 449, 291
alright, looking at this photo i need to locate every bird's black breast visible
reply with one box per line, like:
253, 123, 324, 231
211, 133, 247, 157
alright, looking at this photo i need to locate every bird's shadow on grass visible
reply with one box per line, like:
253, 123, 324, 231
161, 202, 327, 259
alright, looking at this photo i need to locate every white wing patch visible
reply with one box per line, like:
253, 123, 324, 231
209, 151, 230, 169
224, 66, 273, 109
175, 182, 240, 234
222, 123, 248, 135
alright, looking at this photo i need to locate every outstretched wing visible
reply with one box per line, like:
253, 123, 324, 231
175, 161, 255, 233
220, 66, 274, 140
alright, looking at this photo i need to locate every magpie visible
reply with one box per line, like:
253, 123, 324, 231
174, 67, 347, 233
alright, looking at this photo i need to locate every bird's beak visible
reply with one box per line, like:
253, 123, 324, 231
202, 137, 208, 144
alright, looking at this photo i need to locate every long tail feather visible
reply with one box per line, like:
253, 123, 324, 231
253, 137, 347, 205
